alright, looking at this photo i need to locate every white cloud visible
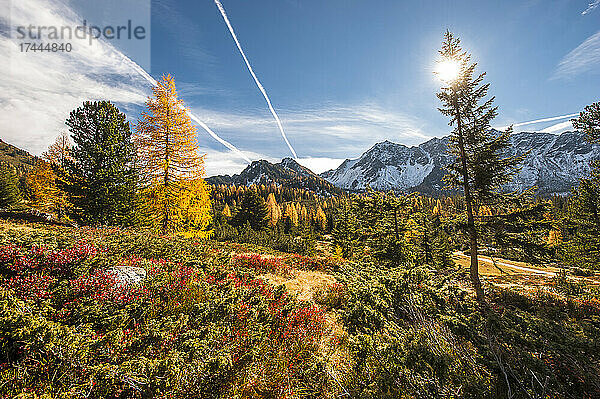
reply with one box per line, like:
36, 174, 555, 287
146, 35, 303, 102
540, 120, 574, 133
0, 0, 151, 155
193, 103, 436, 159
297, 157, 345, 174
553, 30, 600, 79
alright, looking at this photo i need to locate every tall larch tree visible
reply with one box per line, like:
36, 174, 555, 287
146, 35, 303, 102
266, 193, 281, 227
222, 203, 232, 218
285, 203, 299, 226
29, 132, 72, 217
135, 74, 212, 237
26, 160, 61, 214
44, 131, 72, 167
436, 31, 521, 303
315, 205, 327, 231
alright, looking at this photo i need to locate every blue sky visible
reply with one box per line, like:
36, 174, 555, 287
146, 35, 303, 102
1, 0, 599, 175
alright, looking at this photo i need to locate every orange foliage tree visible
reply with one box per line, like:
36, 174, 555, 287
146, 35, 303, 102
27, 133, 71, 216
135, 74, 212, 237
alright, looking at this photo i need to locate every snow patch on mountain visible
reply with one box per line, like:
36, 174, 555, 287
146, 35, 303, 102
321, 131, 600, 195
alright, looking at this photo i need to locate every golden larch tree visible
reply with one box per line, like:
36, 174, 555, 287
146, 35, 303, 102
300, 205, 308, 222
26, 160, 64, 214
266, 193, 280, 227
285, 203, 298, 226
27, 133, 72, 217
43, 131, 72, 167
315, 205, 327, 231
135, 74, 212, 237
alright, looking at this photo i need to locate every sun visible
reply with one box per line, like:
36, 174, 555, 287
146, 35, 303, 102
435, 58, 460, 83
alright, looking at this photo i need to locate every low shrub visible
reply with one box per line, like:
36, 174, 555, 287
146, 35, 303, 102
0, 225, 332, 398
314, 282, 348, 309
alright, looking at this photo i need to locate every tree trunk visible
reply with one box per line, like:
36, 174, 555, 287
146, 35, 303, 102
454, 96, 485, 303
424, 228, 432, 264
393, 207, 399, 242
163, 109, 170, 234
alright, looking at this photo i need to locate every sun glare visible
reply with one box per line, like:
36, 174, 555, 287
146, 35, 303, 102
435, 58, 460, 83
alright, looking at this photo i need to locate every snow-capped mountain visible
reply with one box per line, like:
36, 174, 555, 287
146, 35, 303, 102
320, 131, 600, 195
206, 158, 341, 195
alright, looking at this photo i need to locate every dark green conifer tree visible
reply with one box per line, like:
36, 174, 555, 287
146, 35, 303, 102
60, 101, 138, 226
0, 164, 22, 208
564, 102, 600, 269
437, 31, 522, 302
231, 189, 269, 230
354, 190, 411, 265
572, 102, 600, 144
332, 196, 360, 258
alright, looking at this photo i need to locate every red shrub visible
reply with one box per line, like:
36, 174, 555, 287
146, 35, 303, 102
70, 269, 150, 306
3, 274, 55, 302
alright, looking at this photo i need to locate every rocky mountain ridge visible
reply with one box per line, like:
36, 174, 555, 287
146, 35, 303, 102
320, 131, 600, 195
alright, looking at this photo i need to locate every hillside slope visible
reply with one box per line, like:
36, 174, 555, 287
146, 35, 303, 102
0, 138, 38, 173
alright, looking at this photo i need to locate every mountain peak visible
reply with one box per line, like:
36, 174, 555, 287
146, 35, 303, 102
320, 130, 600, 195
206, 158, 341, 195
279, 157, 299, 167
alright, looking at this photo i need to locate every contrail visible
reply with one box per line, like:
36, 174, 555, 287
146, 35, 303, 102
495, 113, 578, 131
582, 0, 600, 15
118, 54, 252, 163
214, 0, 298, 160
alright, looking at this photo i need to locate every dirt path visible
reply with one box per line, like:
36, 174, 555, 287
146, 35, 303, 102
452, 251, 600, 285
259, 269, 336, 301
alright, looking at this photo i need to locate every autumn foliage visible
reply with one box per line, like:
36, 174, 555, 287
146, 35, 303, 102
135, 74, 212, 237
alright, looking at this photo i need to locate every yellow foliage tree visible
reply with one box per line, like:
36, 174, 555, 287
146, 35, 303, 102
26, 160, 65, 214
547, 229, 562, 247
222, 203, 232, 218
285, 203, 298, 226
300, 205, 308, 222
135, 74, 212, 237
315, 205, 327, 231
43, 131, 72, 167
266, 193, 280, 227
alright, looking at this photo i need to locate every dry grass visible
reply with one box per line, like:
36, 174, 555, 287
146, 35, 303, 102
452, 252, 559, 276
258, 267, 351, 396
453, 252, 600, 288
259, 269, 337, 301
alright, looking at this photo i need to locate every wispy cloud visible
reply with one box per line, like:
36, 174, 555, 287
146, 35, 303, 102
200, 148, 274, 176
192, 103, 437, 161
582, 0, 600, 15
553, 30, 600, 79
540, 120, 574, 133
494, 113, 578, 130
0, 0, 151, 155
